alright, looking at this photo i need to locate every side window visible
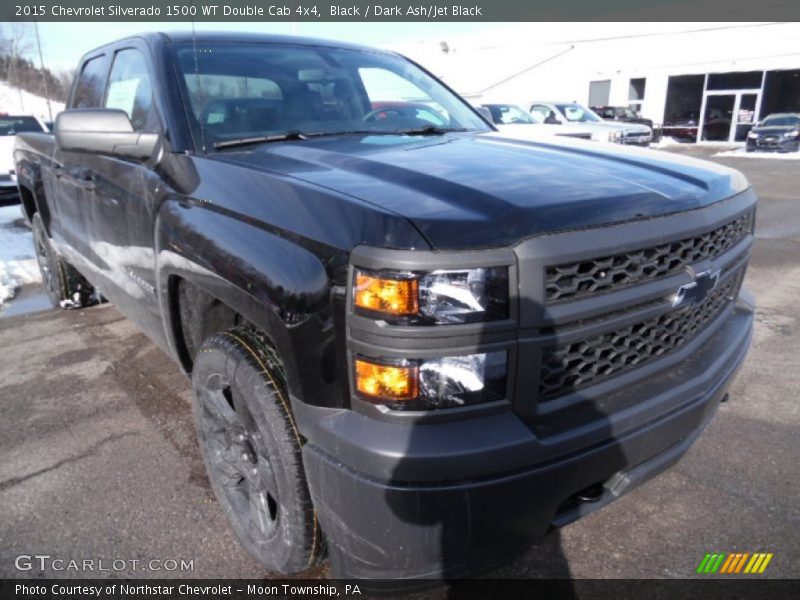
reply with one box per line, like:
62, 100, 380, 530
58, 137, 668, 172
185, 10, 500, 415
72, 56, 107, 109
104, 49, 155, 131
531, 104, 553, 121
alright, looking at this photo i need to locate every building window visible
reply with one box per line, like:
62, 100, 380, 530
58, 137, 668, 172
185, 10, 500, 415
628, 77, 646, 113
588, 80, 610, 107
706, 71, 762, 91
760, 70, 800, 119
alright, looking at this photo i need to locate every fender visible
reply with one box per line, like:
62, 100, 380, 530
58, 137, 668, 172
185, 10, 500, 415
14, 138, 54, 230
155, 197, 349, 412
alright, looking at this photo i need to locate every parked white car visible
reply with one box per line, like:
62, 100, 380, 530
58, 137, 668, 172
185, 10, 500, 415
0, 114, 48, 205
528, 101, 652, 146
480, 103, 594, 141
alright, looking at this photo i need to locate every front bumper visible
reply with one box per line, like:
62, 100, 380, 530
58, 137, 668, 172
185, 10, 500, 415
0, 180, 19, 206
621, 135, 652, 146
662, 127, 697, 141
747, 136, 799, 152
301, 297, 753, 578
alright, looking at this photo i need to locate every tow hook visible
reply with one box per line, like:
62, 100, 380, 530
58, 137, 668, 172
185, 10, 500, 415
576, 483, 605, 503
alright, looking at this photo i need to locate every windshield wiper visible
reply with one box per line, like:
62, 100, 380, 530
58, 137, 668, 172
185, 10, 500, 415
213, 131, 308, 149
398, 126, 469, 136
212, 128, 467, 149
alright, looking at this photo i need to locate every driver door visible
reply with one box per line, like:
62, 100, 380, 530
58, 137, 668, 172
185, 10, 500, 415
47, 53, 110, 265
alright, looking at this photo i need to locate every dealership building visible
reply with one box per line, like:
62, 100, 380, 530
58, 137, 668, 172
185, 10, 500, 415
394, 22, 800, 143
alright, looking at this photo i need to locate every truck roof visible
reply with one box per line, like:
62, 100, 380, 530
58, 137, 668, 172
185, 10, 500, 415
82, 31, 386, 58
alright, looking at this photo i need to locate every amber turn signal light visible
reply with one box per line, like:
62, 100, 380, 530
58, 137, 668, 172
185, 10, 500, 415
354, 271, 419, 316
355, 358, 419, 402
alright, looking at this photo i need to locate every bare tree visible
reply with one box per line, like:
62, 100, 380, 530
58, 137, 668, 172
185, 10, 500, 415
56, 68, 75, 98
1, 23, 33, 80
1, 23, 34, 111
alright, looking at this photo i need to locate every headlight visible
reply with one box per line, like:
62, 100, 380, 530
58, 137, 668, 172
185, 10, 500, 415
608, 131, 624, 143
355, 352, 507, 410
784, 130, 800, 138
747, 131, 758, 139
354, 267, 509, 325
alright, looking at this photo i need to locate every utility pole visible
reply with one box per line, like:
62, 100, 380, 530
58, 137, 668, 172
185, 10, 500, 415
33, 19, 53, 122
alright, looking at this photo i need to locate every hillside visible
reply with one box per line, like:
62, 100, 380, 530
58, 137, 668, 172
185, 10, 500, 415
0, 81, 64, 120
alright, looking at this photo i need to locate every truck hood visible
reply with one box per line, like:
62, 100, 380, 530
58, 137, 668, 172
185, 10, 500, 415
752, 125, 797, 135
495, 123, 594, 138
575, 120, 651, 134
211, 132, 748, 249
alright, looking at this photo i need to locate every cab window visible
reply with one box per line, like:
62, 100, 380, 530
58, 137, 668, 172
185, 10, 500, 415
72, 56, 107, 109
104, 49, 155, 131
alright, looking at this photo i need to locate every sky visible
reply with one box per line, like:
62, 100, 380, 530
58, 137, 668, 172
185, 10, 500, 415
7, 21, 496, 73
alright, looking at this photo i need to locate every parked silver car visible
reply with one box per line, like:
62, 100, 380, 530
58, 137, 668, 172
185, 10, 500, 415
528, 101, 652, 146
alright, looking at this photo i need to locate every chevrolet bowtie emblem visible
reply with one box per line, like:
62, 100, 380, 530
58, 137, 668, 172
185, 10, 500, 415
671, 268, 721, 308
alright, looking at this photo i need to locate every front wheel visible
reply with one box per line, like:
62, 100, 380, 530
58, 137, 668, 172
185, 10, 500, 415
31, 213, 95, 308
191, 326, 324, 573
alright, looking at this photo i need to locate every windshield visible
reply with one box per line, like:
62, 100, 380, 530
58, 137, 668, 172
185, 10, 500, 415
761, 115, 800, 127
485, 104, 535, 125
174, 43, 490, 149
617, 107, 638, 119
0, 116, 44, 135
556, 104, 602, 123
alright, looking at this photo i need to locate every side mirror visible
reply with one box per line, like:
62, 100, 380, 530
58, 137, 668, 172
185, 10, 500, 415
55, 109, 160, 161
475, 106, 494, 123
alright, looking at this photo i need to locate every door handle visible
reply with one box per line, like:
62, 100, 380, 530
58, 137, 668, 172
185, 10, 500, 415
75, 169, 96, 192
76, 179, 96, 192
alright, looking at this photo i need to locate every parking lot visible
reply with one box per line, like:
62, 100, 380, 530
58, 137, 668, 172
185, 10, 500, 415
0, 146, 797, 581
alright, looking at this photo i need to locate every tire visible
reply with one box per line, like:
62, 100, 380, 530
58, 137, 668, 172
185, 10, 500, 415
31, 213, 95, 308
191, 325, 324, 573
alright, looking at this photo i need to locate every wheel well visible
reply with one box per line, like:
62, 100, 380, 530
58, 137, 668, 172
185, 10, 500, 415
19, 185, 37, 221
172, 277, 243, 372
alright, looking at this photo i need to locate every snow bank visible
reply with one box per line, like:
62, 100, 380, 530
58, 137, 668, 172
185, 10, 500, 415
0, 81, 64, 121
0, 205, 40, 308
713, 147, 800, 160
650, 137, 690, 148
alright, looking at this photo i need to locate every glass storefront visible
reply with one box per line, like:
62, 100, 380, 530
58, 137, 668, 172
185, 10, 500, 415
663, 69, 798, 143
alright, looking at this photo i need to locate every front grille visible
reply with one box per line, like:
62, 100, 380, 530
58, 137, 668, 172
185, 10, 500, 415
539, 270, 742, 401
545, 211, 752, 303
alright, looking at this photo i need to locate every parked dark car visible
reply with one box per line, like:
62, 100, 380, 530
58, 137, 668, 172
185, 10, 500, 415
0, 114, 47, 205
661, 111, 700, 141
591, 105, 654, 129
746, 113, 800, 152
662, 110, 730, 142
367, 100, 448, 128
15, 32, 756, 580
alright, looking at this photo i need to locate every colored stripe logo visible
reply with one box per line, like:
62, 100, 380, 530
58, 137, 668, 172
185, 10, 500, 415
697, 552, 773, 574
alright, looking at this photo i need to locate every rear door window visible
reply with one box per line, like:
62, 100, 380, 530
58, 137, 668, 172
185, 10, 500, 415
104, 49, 155, 131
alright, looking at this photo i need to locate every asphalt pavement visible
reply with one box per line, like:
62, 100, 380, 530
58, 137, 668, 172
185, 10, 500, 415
0, 146, 797, 581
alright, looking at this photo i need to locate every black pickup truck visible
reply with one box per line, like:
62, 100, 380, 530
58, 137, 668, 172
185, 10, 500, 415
15, 32, 756, 579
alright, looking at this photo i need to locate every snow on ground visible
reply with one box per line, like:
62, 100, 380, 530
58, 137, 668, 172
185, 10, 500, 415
0, 205, 40, 308
0, 81, 64, 120
651, 137, 745, 150
650, 137, 688, 148
714, 147, 800, 160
